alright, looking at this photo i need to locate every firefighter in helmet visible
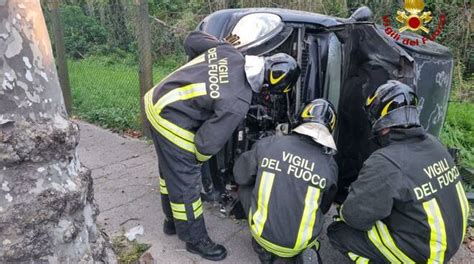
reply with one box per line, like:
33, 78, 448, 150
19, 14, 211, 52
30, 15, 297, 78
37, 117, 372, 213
145, 31, 300, 261
327, 80, 469, 263
234, 99, 339, 263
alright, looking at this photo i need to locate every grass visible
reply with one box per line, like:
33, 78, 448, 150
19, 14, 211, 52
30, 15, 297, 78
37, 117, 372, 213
440, 102, 474, 169
69, 55, 184, 131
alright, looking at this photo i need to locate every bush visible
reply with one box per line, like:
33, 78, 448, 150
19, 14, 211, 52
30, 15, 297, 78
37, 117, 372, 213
60, 5, 108, 58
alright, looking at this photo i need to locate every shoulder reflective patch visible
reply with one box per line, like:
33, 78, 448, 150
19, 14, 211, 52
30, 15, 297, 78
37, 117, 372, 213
423, 198, 447, 264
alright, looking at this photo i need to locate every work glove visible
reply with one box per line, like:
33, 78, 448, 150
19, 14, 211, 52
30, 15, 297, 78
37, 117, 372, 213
224, 33, 241, 46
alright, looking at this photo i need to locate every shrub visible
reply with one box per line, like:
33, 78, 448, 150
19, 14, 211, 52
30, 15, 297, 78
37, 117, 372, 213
60, 5, 108, 58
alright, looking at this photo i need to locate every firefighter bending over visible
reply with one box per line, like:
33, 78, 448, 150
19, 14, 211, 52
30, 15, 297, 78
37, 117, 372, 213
145, 31, 300, 261
234, 99, 339, 264
327, 80, 469, 263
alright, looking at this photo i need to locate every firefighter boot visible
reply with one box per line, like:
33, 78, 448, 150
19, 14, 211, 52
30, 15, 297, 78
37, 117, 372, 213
186, 236, 227, 261
163, 217, 176, 235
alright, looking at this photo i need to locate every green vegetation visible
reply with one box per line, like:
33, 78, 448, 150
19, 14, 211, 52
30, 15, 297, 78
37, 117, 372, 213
441, 101, 474, 169
111, 235, 151, 264
69, 56, 184, 131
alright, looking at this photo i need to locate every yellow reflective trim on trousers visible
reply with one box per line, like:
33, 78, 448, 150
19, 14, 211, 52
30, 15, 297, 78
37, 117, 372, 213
375, 221, 415, 263
192, 199, 203, 218
170, 202, 187, 220
170, 202, 185, 212
348, 252, 370, 264
172, 211, 187, 221
423, 198, 447, 264
368, 225, 400, 263
294, 186, 321, 250
456, 182, 469, 242
251, 171, 276, 236
159, 177, 168, 195
145, 92, 196, 153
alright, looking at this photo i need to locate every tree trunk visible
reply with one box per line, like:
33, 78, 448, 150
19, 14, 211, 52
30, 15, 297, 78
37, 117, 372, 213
0, 1, 115, 263
48, 0, 73, 114
134, 0, 153, 138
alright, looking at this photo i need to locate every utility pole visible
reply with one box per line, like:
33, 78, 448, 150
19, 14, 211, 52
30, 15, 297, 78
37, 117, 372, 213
134, 0, 153, 137
48, 0, 72, 114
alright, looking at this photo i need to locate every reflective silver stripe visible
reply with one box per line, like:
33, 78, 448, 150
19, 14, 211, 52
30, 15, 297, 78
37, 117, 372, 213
294, 186, 321, 250
456, 182, 469, 243
375, 221, 414, 263
251, 171, 275, 236
423, 198, 447, 264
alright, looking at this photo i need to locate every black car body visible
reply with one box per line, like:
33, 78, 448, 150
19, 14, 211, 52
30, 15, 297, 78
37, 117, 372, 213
196, 7, 454, 200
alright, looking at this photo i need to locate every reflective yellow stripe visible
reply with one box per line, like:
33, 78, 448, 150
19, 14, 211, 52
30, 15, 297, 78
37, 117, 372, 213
170, 201, 187, 221
196, 149, 211, 162
145, 91, 196, 153
155, 54, 206, 87
423, 198, 447, 264
154, 83, 207, 142
456, 182, 469, 242
348, 252, 370, 264
375, 221, 414, 263
145, 83, 209, 158
251, 171, 275, 236
192, 199, 203, 218
172, 211, 187, 221
294, 186, 321, 250
170, 202, 185, 212
159, 177, 168, 195
368, 225, 400, 263
250, 221, 300, 258
154, 83, 207, 113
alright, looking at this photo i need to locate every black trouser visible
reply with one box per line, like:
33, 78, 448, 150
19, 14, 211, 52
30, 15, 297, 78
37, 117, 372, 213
327, 221, 388, 263
150, 129, 207, 243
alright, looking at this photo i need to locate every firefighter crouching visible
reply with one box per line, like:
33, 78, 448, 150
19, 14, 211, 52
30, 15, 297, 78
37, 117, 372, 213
234, 99, 339, 264
327, 80, 469, 263
145, 31, 300, 261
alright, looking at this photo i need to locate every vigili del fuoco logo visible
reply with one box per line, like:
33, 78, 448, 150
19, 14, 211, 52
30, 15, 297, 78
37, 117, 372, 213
382, 0, 446, 46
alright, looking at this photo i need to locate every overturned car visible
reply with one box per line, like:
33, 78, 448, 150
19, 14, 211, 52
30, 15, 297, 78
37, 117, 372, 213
195, 7, 454, 207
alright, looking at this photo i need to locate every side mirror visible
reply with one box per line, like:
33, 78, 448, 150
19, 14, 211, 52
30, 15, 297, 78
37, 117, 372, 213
348, 6, 373, 22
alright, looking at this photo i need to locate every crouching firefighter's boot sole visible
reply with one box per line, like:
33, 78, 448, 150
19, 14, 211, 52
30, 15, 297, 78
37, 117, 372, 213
186, 237, 227, 261
163, 218, 176, 235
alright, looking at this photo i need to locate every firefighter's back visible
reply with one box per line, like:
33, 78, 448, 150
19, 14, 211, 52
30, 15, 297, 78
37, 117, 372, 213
248, 134, 338, 257
376, 129, 469, 262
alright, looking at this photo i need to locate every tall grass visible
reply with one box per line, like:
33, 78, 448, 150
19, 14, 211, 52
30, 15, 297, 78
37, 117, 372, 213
69, 56, 184, 131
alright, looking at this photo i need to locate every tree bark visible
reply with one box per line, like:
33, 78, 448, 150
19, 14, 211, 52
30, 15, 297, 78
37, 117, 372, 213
0, 1, 115, 262
48, 0, 73, 114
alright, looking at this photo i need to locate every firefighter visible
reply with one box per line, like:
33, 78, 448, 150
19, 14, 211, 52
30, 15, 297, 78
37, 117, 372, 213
233, 99, 339, 264
145, 31, 300, 261
327, 80, 470, 263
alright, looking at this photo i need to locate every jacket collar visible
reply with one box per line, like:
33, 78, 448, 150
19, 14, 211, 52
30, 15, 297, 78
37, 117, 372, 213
387, 126, 427, 142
